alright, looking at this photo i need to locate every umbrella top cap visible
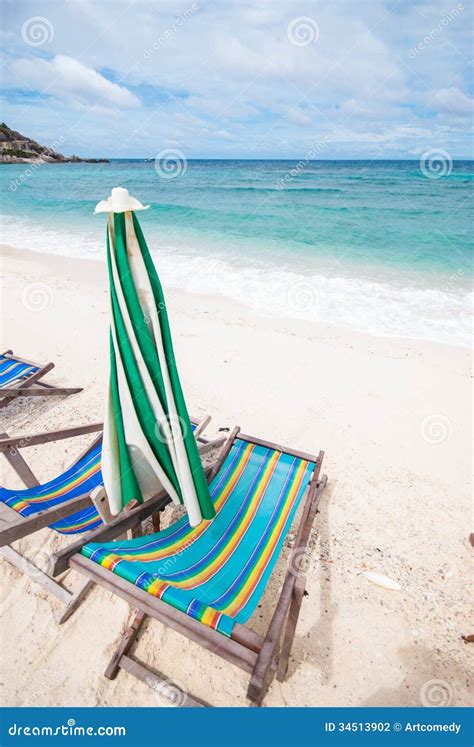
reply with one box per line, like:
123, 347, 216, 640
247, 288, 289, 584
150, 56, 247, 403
94, 187, 149, 214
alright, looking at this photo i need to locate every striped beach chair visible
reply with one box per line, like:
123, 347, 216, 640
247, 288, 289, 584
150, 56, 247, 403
0, 417, 224, 623
50, 427, 328, 705
0, 350, 82, 408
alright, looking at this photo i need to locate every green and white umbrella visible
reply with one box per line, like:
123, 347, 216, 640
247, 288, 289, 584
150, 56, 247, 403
94, 187, 214, 527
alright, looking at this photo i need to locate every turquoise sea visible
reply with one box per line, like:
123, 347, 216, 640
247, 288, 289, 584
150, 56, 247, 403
1, 159, 472, 346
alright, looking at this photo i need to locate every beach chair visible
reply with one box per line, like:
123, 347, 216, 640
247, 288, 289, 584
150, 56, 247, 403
0, 350, 82, 408
0, 416, 224, 623
49, 427, 327, 705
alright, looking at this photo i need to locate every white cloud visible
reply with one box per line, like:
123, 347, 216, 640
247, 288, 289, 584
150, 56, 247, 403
11, 55, 139, 109
432, 87, 473, 116
284, 108, 312, 127
214, 129, 234, 140
1, 0, 472, 156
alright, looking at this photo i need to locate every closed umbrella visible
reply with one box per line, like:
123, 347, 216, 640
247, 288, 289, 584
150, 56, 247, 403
94, 187, 214, 527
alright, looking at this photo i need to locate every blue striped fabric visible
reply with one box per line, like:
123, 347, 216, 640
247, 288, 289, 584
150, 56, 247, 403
81, 438, 316, 636
0, 354, 39, 389
0, 442, 104, 534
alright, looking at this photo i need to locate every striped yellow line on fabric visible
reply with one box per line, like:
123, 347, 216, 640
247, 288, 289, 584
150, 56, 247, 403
9, 499, 29, 513
55, 514, 99, 533
148, 578, 168, 596
163, 449, 281, 591
222, 458, 309, 616
200, 607, 221, 628
17, 462, 101, 504
111, 442, 256, 563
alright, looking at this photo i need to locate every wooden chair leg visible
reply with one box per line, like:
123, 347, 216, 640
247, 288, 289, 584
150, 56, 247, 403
0, 546, 94, 624
247, 577, 306, 704
152, 511, 161, 533
56, 578, 95, 625
128, 499, 162, 537
0, 545, 71, 605
126, 499, 142, 539
119, 656, 208, 706
247, 476, 327, 705
276, 576, 306, 681
105, 609, 147, 680
104, 609, 208, 706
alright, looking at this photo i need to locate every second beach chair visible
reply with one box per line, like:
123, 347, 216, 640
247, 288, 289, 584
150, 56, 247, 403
0, 350, 82, 408
0, 417, 224, 623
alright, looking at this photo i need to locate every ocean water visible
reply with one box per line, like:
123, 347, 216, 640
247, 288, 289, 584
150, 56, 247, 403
1, 159, 472, 347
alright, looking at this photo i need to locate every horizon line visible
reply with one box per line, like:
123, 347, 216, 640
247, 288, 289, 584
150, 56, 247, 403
89, 156, 474, 162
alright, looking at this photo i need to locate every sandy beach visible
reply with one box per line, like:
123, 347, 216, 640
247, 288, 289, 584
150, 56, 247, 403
0, 243, 471, 708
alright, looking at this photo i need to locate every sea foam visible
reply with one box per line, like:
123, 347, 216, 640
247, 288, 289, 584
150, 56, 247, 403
1, 214, 471, 348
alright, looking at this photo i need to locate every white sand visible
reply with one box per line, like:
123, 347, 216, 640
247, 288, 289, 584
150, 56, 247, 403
0, 244, 471, 707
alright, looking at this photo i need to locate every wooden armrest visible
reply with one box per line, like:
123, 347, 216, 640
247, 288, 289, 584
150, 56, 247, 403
49, 459, 219, 577
0, 493, 94, 547
48, 487, 173, 576
0, 423, 103, 451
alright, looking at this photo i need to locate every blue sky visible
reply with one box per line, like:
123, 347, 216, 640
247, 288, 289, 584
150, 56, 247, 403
1, 0, 472, 158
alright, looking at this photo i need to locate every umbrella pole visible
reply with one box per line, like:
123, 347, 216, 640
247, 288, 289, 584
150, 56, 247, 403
125, 499, 142, 539
152, 511, 161, 533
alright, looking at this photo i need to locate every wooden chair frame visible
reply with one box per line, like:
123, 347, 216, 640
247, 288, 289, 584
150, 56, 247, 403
0, 416, 224, 623
0, 350, 82, 408
48, 427, 328, 705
